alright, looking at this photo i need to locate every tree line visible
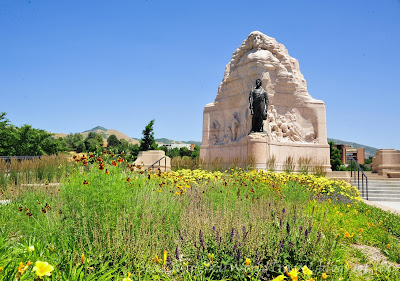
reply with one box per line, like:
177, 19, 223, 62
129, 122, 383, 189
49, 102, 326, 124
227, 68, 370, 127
0, 113, 199, 159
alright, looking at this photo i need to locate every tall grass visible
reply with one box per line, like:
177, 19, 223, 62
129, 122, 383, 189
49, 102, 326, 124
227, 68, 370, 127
0, 156, 72, 195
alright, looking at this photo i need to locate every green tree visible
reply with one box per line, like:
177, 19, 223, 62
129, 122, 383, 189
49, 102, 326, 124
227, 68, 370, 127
84, 132, 103, 152
0, 112, 17, 156
107, 134, 120, 147
191, 145, 200, 159
329, 141, 343, 171
140, 119, 158, 151
85, 138, 100, 152
179, 147, 191, 157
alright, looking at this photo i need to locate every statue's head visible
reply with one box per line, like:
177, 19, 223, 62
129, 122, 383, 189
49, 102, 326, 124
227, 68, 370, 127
256, 79, 262, 87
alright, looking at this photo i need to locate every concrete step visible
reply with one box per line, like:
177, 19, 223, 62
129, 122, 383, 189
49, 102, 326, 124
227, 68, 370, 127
363, 197, 400, 202
352, 179, 400, 202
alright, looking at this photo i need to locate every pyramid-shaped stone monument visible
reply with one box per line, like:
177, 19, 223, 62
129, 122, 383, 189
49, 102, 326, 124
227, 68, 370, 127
200, 31, 331, 171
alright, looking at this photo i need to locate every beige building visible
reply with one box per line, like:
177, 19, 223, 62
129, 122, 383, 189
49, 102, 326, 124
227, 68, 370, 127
333, 144, 365, 165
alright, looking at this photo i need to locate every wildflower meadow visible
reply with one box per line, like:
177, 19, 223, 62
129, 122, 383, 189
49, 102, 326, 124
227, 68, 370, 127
0, 152, 399, 280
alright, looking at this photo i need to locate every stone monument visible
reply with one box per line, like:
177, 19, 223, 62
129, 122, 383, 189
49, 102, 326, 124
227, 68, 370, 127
372, 149, 400, 177
200, 31, 331, 171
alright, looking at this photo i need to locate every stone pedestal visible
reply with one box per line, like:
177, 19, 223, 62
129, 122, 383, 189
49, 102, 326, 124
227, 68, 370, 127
372, 149, 400, 176
200, 31, 331, 172
134, 150, 171, 171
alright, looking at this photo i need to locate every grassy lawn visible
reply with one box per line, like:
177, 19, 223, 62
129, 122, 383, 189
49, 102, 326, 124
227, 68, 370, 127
0, 153, 399, 280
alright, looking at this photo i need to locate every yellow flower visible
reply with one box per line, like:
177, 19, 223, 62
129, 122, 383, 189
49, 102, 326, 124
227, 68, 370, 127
122, 272, 132, 281
387, 244, 390, 249
33, 261, 54, 278
302, 265, 313, 275
245, 258, 251, 266
163, 250, 168, 264
345, 261, 350, 269
28, 245, 35, 252
272, 275, 287, 281
286, 267, 299, 281
322, 272, 328, 279
152, 255, 160, 264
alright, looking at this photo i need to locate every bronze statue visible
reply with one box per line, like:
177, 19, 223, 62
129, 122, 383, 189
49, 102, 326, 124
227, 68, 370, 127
249, 79, 269, 133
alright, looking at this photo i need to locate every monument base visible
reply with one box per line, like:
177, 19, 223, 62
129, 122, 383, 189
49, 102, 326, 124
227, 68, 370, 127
200, 133, 331, 172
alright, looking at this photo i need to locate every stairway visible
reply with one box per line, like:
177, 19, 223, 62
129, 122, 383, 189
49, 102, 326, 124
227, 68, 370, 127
350, 172, 400, 202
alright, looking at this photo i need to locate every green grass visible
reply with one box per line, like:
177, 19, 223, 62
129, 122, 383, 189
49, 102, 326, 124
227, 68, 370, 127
0, 153, 399, 280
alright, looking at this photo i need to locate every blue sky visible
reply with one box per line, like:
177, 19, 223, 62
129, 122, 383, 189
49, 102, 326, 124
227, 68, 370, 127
1, 0, 399, 150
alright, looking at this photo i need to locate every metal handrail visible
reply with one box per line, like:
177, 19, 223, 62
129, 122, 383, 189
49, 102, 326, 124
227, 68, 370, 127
350, 157, 368, 200
0, 156, 42, 160
150, 156, 167, 172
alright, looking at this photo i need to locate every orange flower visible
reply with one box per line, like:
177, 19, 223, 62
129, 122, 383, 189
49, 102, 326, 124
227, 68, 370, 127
118, 158, 124, 163
112, 161, 117, 166
344, 232, 354, 238
18, 261, 31, 274
126, 178, 131, 182
105, 169, 109, 175
83, 180, 89, 185
81, 254, 85, 264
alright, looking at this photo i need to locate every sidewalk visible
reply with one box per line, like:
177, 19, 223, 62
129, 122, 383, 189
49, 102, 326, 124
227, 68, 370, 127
363, 200, 400, 215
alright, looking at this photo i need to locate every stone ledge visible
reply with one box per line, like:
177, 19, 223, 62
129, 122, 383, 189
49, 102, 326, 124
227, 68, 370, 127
388, 172, 400, 178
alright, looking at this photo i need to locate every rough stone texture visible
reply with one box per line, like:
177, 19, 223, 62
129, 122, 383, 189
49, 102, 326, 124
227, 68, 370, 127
200, 31, 330, 171
372, 149, 400, 176
134, 150, 171, 172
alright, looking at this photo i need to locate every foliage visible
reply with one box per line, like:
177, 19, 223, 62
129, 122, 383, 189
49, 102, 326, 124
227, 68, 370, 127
1, 159, 399, 280
0, 112, 66, 156
106, 134, 120, 147
139, 119, 158, 151
329, 141, 343, 171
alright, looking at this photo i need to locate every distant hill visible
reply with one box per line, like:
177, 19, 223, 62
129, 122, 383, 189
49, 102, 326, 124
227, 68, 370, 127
54, 126, 139, 146
155, 138, 202, 146
327, 138, 377, 158
82, 126, 140, 146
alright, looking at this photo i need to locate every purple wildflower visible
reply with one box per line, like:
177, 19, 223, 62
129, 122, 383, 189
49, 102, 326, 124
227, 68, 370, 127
305, 229, 309, 238
199, 230, 205, 250
279, 240, 284, 253
242, 226, 248, 241
236, 250, 242, 261
230, 228, 235, 243
286, 222, 291, 235
179, 230, 184, 242
282, 208, 286, 214
175, 246, 180, 260
299, 226, 303, 233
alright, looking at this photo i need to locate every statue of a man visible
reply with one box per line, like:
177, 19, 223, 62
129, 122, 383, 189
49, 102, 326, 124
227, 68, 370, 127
249, 79, 269, 133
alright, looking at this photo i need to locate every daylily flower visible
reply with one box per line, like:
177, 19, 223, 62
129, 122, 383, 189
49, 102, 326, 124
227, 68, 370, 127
33, 261, 54, 278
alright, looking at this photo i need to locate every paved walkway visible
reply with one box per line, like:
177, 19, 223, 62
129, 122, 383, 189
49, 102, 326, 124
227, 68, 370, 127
363, 200, 400, 215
